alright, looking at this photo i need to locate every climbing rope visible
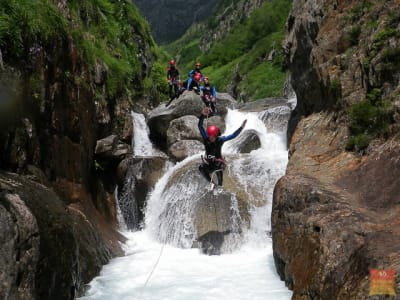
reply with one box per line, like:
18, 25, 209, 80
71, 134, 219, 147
140, 165, 223, 296
142, 242, 165, 287
139, 237, 167, 299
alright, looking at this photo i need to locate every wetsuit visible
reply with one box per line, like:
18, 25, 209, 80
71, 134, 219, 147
198, 114, 243, 185
186, 68, 203, 90
167, 66, 180, 100
200, 83, 217, 114
187, 79, 201, 94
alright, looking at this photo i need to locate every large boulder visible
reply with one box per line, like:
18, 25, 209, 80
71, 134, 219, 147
166, 115, 203, 146
166, 114, 225, 161
0, 172, 124, 299
273, 111, 400, 299
0, 191, 39, 300
194, 189, 244, 255
148, 92, 237, 150
147, 92, 205, 149
152, 158, 251, 254
117, 156, 167, 229
168, 140, 205, 161
235, 129, 262, 153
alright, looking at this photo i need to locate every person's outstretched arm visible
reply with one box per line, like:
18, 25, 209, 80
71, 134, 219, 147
198, 108, 209, 140
220, 119, 247, 142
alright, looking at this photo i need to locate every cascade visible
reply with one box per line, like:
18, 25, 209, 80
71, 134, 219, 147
80, 100, 295, 299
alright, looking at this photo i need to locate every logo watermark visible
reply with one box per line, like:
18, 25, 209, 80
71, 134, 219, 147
369, 269, 396, 297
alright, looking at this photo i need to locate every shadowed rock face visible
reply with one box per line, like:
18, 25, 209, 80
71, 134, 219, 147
0, 172, 124, 300
273, 0, 400, 298
0, 2, 156, 297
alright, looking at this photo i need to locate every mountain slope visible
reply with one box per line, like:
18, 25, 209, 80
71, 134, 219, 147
132, 0, 220, 44
163, 0, 292, 101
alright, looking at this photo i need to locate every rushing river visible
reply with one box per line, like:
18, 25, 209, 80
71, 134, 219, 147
79, 103, 294, 300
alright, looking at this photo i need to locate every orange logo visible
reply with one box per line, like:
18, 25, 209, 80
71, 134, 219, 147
369, 269, 396, 296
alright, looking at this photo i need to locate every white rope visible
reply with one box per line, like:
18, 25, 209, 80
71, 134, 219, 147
142, 242, 165, 289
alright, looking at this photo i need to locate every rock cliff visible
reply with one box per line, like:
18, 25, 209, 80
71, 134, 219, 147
0, 1, 158, 298
199, 0, 268, 51
272, 0, 400, 298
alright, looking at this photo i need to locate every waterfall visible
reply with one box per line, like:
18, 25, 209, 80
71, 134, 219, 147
117, 111, 167, 230
80, 101, 294, 300
131, 111, 157, 156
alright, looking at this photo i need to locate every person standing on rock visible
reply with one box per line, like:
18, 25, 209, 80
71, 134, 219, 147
166, 59, 180, 106
198, 106, 247, 187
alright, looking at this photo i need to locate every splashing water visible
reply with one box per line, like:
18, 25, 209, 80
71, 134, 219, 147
80, 105, 293, 300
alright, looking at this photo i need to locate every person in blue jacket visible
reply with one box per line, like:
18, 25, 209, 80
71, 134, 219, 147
198, 107, 247, 186
200, 76, 217, 115
186, 62, 203, 90
187, 73, 202, 94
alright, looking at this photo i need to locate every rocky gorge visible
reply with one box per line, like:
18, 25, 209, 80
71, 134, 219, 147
0, 0, 399, 299
272, 0, 400, 298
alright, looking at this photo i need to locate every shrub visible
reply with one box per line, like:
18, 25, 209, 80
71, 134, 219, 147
349, 25, 361, 46
347, 90, 393, 152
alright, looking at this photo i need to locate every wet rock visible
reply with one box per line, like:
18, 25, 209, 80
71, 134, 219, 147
235, 129, 261, 153
148, 91, 236, 151
117, 156, 167, 229
0, 172, 124, 299
168, 140, 204, 161
273, 110, 400, 298
166, 115, 203, 146
0, 191, 39, 300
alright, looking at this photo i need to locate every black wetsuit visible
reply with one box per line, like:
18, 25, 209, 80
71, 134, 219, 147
198, 114, 243, 185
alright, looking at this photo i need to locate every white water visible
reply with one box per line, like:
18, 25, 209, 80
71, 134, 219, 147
80, 107, 293, 300
131, 111, 167, 157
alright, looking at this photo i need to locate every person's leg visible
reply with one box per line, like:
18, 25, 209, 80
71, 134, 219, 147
169, 84, 174, 99
210, 102, 217, 115
216, 170, 223, 186
199, 163, 211, 182
173, 83, 179, 98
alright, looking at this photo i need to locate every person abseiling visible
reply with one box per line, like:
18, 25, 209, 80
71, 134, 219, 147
166, 59, 180, 106
198, 107, 247, 187
200, 76, 217, 115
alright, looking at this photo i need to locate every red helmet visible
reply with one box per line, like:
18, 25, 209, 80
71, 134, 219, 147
194, 73, 201, 81
207, 125, 220, 137
195, 62, 201, 67
169, 59, 175, 65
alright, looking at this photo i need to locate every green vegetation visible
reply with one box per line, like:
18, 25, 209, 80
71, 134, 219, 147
346, 88, 393, 152
346, 0, 373, 22
164, 0, 291, 101
348, 25, 361, 46
0, 0, 168, 101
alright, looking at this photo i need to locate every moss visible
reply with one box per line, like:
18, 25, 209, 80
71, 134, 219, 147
0, 0, 164, 101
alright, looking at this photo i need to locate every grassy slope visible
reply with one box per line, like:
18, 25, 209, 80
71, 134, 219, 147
0, 0, 168, 102
163, 0, 292, 101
